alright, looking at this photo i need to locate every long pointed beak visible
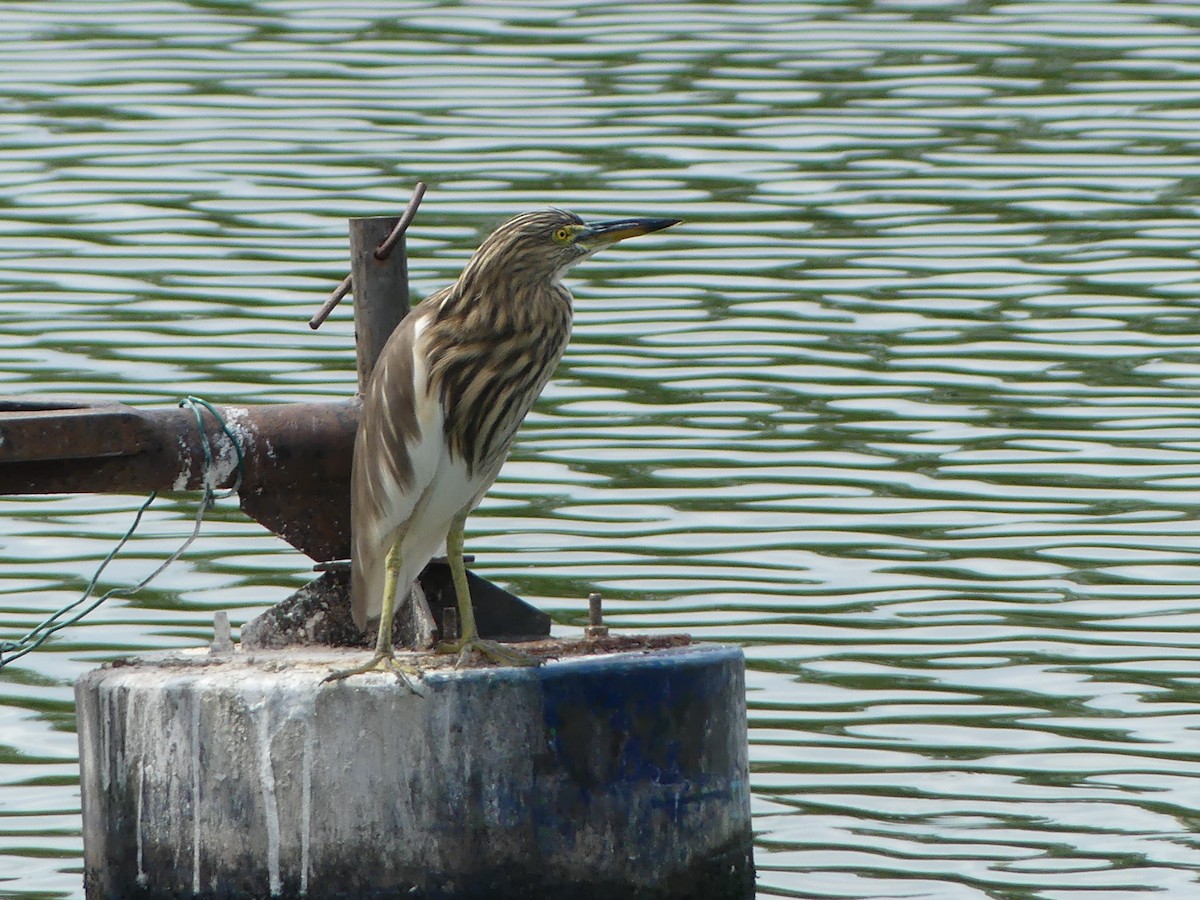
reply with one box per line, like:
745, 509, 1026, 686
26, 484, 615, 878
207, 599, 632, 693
577, 216, 680, 247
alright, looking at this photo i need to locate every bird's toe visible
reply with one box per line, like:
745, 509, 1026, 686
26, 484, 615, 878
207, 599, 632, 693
437, 637, 541, 668
323, 650, 425, 694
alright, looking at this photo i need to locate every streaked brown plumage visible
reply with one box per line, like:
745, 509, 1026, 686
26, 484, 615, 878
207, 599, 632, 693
327, 208, 679, 681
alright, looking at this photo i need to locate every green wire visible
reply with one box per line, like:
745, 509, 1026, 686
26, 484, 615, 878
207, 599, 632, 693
181, 395, 245, 499
0, 397, 246, 670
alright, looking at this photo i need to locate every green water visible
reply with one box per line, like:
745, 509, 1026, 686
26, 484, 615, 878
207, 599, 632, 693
4, 1, 1200, 897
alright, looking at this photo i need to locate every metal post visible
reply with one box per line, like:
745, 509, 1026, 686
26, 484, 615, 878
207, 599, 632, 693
349, 217, 410, 392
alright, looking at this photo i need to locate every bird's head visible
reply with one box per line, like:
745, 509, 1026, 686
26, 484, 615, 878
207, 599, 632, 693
465, 208, 680, 285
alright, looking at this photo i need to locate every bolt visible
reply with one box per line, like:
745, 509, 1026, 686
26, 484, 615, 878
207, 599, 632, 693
585, 591, 608, 639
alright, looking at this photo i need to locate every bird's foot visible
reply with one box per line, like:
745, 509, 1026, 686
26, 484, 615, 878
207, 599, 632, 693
322, 650, 426, 694
437, 636, 542, 669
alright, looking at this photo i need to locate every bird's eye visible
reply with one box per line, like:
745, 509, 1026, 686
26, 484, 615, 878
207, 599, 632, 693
553, 227, 572, 243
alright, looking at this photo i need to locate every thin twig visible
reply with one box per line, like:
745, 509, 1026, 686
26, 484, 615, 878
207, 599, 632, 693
309, 275, 352, 330
375, 181, 426, 260
308, 181, 427, 330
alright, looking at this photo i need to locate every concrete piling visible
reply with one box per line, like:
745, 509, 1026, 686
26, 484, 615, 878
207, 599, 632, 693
76, 643, 754, 899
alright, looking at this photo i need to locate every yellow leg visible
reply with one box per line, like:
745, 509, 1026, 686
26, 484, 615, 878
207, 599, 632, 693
324, 537, 423, 691
438, 514, 540, 667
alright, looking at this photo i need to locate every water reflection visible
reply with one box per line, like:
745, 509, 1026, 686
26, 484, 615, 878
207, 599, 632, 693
5, 0, 1200, 897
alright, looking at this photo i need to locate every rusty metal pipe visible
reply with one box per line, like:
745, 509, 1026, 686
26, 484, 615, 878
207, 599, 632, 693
0, 398, 359, 561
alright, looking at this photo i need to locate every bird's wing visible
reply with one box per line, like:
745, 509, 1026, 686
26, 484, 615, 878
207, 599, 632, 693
349, 302, 447, 629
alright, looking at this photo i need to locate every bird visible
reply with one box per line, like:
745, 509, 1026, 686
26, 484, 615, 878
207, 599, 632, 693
325, 208, 679, 682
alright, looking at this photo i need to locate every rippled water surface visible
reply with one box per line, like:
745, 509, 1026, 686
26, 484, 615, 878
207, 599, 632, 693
5, 1, 1200, 897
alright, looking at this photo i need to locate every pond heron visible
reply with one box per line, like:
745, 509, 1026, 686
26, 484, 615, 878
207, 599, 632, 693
326, 208, 679, 681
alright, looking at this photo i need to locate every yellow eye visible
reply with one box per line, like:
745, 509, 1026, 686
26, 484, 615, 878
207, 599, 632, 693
553, 226, 573, 243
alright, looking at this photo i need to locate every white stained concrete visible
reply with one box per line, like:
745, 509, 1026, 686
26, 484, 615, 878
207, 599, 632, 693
76, 643, 753, 900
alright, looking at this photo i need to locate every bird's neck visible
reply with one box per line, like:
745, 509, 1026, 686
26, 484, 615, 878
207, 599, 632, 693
425, 270, 575, 477
445, 269, 574, 335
